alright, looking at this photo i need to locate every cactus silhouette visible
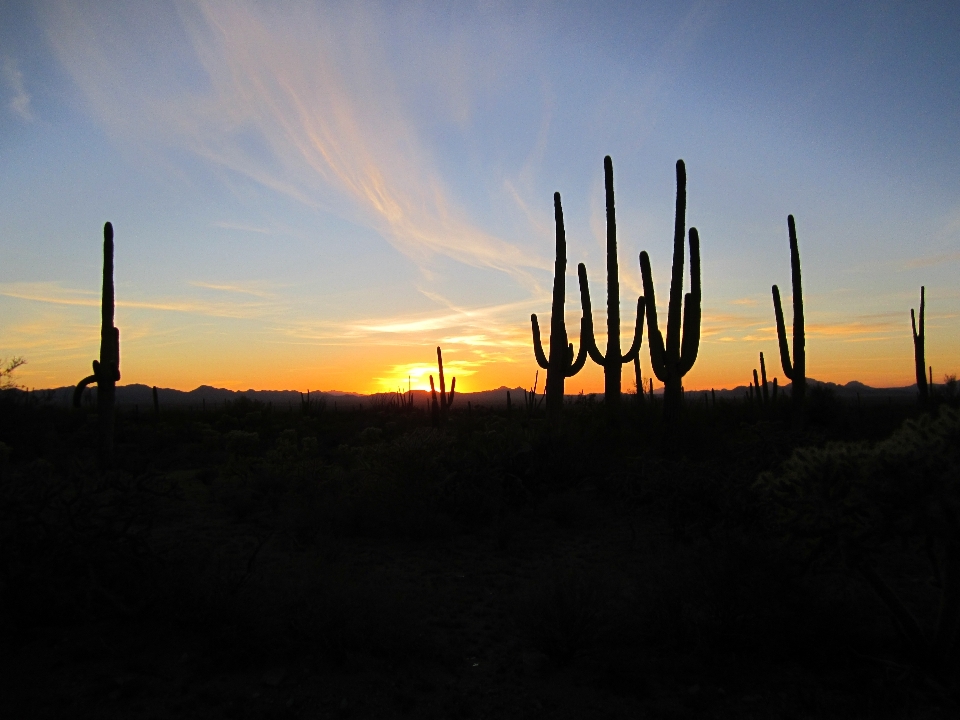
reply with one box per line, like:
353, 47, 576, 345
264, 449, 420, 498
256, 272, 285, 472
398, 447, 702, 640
72, 222, 120, 466
772, 215, 806, 419
760, 352, 770, 404
532, 192, 588, 418
578, 156, 645, 422
429, 346, 455, 426
639, 160, 701, 421
911, 287, 927, 405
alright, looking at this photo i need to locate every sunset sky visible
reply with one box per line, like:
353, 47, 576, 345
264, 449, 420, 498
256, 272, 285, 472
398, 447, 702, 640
1, 1, 958, 394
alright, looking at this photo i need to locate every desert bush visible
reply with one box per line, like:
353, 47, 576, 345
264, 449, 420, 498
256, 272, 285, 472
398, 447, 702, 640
761, 406, 960, 668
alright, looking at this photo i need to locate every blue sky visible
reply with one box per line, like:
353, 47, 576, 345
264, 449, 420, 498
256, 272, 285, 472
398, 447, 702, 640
1, 0, 958, 392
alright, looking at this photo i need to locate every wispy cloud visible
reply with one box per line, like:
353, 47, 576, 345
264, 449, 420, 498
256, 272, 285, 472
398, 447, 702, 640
903, 250, 960, 270
45, 1, 547, 284
2, 56, 32, 121
189, 281, 277, 299
0, 281, 274, 319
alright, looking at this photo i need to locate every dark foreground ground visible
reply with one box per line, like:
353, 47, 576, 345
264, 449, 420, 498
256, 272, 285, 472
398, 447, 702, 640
1, 387, 957, 718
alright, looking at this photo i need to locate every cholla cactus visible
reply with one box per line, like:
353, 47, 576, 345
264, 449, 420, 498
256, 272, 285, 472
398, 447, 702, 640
73, 222, 120, 466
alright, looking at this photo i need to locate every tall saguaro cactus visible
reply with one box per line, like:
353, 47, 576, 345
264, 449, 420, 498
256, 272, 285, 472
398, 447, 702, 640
578, 156, 645, 421
531, 193, 588, 418
911, 286, 927, 405
772, 215, 806, 418
73, 222, 120, 467
639, 160, 701, 421
429, 346, 456, 426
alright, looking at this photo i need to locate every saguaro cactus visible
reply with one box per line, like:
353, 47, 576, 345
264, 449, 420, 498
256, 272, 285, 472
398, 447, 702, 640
760, 351, 770, 404
911, 287, 928, 405
532, 192, 588, 418
73, 222, 120, 467
639, 160, 701, 421
429, 346, 456, 426
772, 215, 806, 418
578, 156, 645, 421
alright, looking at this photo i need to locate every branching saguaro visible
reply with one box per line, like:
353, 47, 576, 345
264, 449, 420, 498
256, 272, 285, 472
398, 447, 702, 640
772, 215, 805, 421
911, 286, 927, 405
639, 160, 701, 421
73, 222, 120, 467
531, 192, 587, 419
429, 346, 456, 426
578, 156, 644, 423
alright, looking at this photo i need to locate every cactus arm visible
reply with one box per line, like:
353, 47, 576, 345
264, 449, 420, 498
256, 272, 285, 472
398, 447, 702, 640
639, 251, 667, 382
102, 222, 114, 335
577, 263, 606, 366
73, 374, 97, 408
760, 351, 769, 403
772, 284, 795, 380
566, 318, 589, 376
678, 227, 701, 376
447, 377, 456, 408
912, 287, 927, 396
603, 156, 622, 370
665, 160, 687, 361
787, 215, 805, 384
621, 296, 645, 364
678, 292, 701, 376
531, 314, 549, 369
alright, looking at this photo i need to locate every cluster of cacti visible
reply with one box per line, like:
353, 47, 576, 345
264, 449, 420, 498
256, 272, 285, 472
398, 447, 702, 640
911, 286, 928, 405
73, 222, 120, 466
639, 160, 701, 421
578, 157, 645, 424
429, 346, 455, 426
395, 377, 415, 412
772, 215, 806, 423
749, 352, 773, 407
531, 193, 588, 419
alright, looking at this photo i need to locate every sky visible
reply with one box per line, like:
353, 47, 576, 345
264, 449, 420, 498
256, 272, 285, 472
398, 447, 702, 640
1, 0, 959, 394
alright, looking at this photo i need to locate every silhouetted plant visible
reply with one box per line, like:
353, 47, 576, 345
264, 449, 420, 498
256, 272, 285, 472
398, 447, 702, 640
429, 346, 455, 426
578, 156, 644, 424
639, 160, 701, 421
523, 371, 545, 416
760, 352, 770, 405
72, 222, 120, 467
911, 286, 928, 406
772, 215, 805, 425
532, 193, 588, 420
0, 356, 25, 390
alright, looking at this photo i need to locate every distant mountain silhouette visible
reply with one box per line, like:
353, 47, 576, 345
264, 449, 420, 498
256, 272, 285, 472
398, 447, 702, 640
10, 378, 921, 409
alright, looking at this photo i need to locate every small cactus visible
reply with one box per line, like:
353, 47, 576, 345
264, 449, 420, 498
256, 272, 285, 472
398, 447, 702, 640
532, 192, 588, 419
73, 223, 120, 467
772, 215, 806, 421
429, 346, 455, 426
639, 160, 701, 421
911, 287, 927, 405
578, 156, 645, 422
